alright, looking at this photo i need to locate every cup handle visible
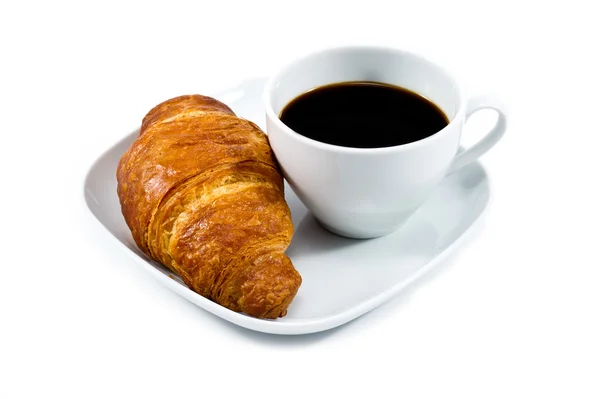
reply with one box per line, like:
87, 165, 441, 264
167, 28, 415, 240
447, 95, 507, 174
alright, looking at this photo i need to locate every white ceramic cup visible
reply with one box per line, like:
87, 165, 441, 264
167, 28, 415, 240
264, 46, 507, 239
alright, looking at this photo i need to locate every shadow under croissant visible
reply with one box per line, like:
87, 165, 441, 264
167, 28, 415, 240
286, 214, 366, 256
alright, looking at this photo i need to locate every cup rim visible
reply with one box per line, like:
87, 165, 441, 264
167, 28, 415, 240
263, 45, 466, 154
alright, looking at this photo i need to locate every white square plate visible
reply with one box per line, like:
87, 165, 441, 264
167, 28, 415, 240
83, 77, 490, 335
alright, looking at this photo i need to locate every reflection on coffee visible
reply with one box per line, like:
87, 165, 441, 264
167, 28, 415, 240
280, 81, 449, 148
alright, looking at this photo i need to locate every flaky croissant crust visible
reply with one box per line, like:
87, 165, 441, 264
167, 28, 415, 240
117, 95, 301, 318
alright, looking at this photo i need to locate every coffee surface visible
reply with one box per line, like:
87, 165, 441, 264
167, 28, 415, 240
280, 82, 449, 148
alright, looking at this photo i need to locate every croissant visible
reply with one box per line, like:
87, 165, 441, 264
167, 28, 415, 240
116, 95, 301, 318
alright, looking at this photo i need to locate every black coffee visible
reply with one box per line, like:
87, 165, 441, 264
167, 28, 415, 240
279, 81, 449, 148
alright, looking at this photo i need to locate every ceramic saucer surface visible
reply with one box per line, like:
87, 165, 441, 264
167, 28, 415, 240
83, 78, 490, 335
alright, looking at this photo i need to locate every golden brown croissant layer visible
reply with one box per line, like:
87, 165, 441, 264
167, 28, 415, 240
117, 95, 301, 318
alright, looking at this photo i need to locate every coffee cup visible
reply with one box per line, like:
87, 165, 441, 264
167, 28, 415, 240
263, 46, 506, 239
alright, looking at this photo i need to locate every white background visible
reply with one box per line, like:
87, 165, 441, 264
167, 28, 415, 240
1, 0, 599, 397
